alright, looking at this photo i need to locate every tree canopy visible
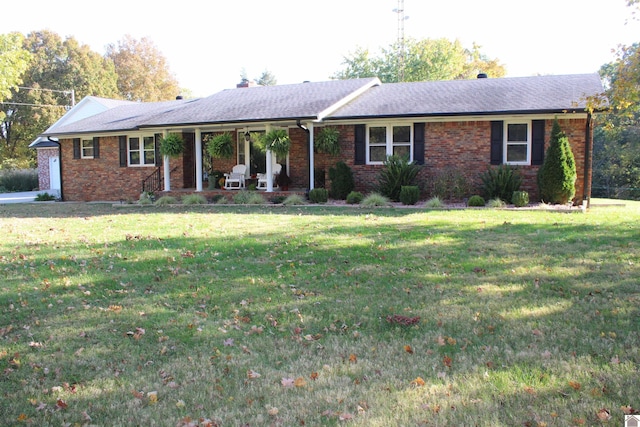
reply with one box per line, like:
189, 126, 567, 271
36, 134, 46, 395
106, 35, 180, 102
592, 41, 640, 199
0, 32, 31, 103
1, 30, 119, 165
333, 37, 506, 82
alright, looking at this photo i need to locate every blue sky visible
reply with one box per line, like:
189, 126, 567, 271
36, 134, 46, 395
9, 0, 640, 97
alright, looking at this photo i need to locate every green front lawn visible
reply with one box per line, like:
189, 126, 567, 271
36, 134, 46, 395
0, 201, 638, 426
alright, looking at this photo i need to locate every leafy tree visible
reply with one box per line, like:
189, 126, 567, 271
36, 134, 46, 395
1, 30, 118, 164
106, 35, 180, 102
256, 69, 277, 86
0, 33, 31, 104
333, 37, 505, 83
592, 39, 640, 200
592, 122, 640, 199
537, 119, 577, 204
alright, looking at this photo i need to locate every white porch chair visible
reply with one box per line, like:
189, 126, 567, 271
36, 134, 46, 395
223, 164, 247, 190
256, 163, 282, 190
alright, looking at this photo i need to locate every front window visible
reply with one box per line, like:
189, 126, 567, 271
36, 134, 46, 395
367, 124, 412, 164
505, 122, 530, 164
81, 139, 94, 159
128, 136, 156, 166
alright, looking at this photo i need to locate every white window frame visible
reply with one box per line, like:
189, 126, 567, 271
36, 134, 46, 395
504, 121, 531, 165
366, 123, 413, 165
81, 139, 94, 159
128, 135, 156, 167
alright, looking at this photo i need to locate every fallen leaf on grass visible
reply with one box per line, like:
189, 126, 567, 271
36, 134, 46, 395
349, 354, 357, 363
56, 399, 67, 410
443, 355, 452, 368
310, 372, 319, 381
411, 377, 425, 387
147, 391, 158, 404
568, 381, 581, 391
294, 377, 307, 387
621, 405, 638, 415
281, 377, 295, 387
338, 413, 354, 421
404, 345, 413, 354
596, 408, 611, 421
247, 370, 261, 379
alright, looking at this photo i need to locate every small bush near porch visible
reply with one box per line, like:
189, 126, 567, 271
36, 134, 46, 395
0, 201, 638, 426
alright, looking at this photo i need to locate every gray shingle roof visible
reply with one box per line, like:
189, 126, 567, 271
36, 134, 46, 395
142, 78, 381, 126
42, 74, 603, 137
327, 73, 604, 119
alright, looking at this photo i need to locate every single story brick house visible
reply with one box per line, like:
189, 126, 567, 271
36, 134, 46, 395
38, 73, 604, 203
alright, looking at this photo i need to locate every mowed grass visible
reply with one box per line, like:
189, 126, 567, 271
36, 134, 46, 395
0, 201, 638, 426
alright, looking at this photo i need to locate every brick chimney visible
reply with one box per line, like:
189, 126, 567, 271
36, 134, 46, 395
237, 79, 258, 88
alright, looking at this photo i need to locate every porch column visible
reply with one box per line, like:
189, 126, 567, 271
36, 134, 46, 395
195, 128, 203, 191
307, 122, 315, 191
265, 124, 274, 192
163, 131, 171, 191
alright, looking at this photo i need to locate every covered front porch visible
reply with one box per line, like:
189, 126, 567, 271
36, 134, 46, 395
156, 122, 320, 196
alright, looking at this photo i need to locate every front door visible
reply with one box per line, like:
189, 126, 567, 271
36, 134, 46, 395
49, 156, 61, 192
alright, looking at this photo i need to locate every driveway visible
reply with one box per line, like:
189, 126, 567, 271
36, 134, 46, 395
0, 190, 57, 204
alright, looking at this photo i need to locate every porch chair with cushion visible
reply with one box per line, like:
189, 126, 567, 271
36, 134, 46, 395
223, 164, 247, 189
256, 163, 282, 190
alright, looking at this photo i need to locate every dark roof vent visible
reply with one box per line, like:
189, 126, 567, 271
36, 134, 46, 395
477, 73, 488, 79
176, 95, 184, 100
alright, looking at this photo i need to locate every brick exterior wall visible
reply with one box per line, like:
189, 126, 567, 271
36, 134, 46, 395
59, 118, 590, 203
60, 136, 184, 202
36, 147, 58, 190
307, 118, 589, 203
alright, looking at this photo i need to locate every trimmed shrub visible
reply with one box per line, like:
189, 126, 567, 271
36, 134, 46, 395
233, 191, 265, 205
487, 198, 506, 208
182, 194, 208, 205
361, 192, 390, 207
430, 166, 472, 201
282, 194, 307, 205
425, 196, 444, 208
467, 195, 486, 207
155, 196, 179, 205
328, 161, 355, 199
138, 192, 154, 205
511, 191, 530, 207
537, 119, 577, 204
270, 195, 287, 204
34, 192, 57, 201
399, 185, 420, 205
308, 188, 328, 203
480, 165, 522, 202
0, 169, 38, 192
376, 155, 420, 201
346, 191, 364, 205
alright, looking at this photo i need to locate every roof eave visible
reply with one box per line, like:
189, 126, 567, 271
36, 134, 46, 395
324, 108, 592, 121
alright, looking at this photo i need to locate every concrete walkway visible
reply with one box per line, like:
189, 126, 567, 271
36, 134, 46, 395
0, 190, 58, 204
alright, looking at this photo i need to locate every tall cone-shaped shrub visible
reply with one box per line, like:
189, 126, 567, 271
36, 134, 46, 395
537, 119, 577, 204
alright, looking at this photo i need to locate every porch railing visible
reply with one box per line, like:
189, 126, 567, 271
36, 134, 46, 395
142, 167, 162, 193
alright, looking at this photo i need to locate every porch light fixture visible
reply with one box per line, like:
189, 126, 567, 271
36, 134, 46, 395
244, 131, 251, 142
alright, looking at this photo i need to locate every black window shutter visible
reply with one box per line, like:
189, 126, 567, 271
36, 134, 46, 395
93, 137, 100, 159
413, 123, 425, 165
354, 124, 366, 165
490, 121, 503, 165
154, 133, 162, 167
531, 120, 545, 165
73, 138, 81, 159
119, 136, 127, 167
